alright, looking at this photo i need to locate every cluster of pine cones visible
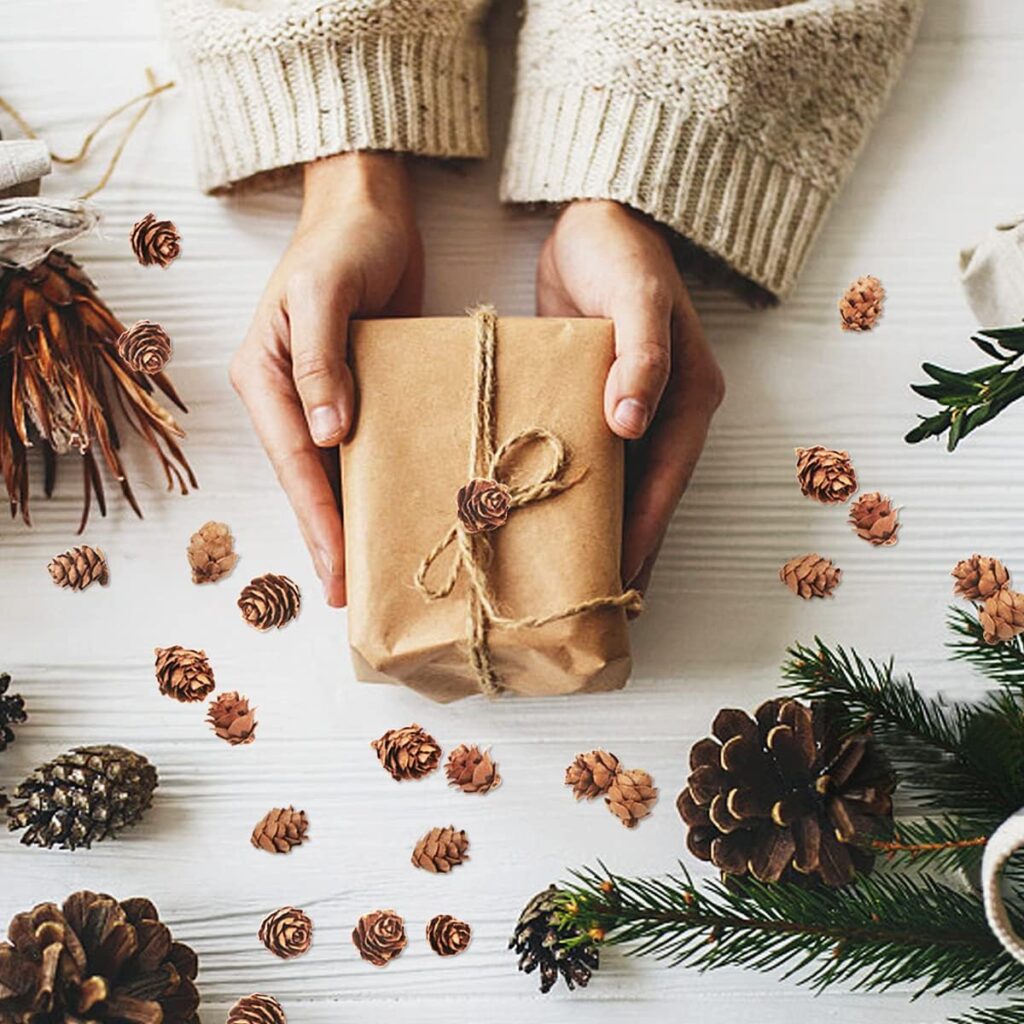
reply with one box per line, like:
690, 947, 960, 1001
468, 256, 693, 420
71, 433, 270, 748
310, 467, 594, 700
952, 554, 1024, 644
565, 749, 658, 829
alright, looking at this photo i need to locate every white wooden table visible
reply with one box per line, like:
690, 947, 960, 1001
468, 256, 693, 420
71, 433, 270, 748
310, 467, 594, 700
2, 2, 1023, 1021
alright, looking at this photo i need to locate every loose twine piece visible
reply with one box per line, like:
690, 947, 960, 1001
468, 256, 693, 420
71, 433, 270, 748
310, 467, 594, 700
414, 306, 643, 696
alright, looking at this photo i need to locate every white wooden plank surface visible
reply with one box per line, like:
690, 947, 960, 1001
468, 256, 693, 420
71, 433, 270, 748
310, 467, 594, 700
1, 1, 1022, 1021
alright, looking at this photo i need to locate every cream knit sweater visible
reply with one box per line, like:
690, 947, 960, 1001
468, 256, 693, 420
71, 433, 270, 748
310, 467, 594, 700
166, 0, 923, 299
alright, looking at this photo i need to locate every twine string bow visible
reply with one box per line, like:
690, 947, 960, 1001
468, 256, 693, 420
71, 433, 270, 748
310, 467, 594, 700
413, 305, 643, 696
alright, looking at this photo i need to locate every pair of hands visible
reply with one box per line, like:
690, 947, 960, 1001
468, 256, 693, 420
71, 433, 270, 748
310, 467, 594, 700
229, 153, 724, 608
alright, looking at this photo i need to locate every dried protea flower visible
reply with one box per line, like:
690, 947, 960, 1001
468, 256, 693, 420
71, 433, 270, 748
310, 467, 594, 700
839, 274, 885, 331
426, 914, 471, 956
131, 213, 181, 267
457, 477, 511, 533
780, 553, 841, 599
352, 910, 406, 967
849, 491, 900, 546
116, 319, 172, 374
795, 446, 857, 504
980, 588, 1024, 644
952, 554, 1010, 601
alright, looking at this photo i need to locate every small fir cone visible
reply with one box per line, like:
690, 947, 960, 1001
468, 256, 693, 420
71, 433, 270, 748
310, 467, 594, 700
188, 519, 238, 584
839, 274, 885, 331
605, 768, 658, 829
227, 993, 286, 1024
510, 886, 599, 993
259, 907, 313, 959
372, 723, 441, 781
48, 544, 108, 590
565, 749, 620, 800
352, 909, 407, 966
952, 554, 1010, 601
208, 690, 257, 745
780, 553, 841, 599
251, 805, 308, 853
849, 491, 900, 546
154, 645, 215, 703
239, 573, 301, 630
795, 446, 858, 504
0, 672, 27, 753
980, 588, 1024, 644
412, 825, 470, 873
131, 212, 181, 267
445, 743, 501, 794
426, 914, 471, 956
116, 319, 172, 374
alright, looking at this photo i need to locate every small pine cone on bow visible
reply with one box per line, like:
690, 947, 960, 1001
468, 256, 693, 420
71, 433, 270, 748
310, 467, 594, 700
446, 743, 501, 794
208, 690, 257, 745
371, 723, 441, 781
188, 519, 238, 584
980, 588, 1024, 644
426, 914, 471, 956
412, 825, 470, 872
795, 446, 857, 504
849, 491, 900, 546
352, 909, 407, 966
839, 274, 885, 331
259, 906, 313, 959
227, 993, 286, 1024
780, 553, 841, 599
154, 645, 215, 703
251, 806, 308, 853
47, 545, 108, 590
605, 768, 658, 828
565, 749, 620, 800
131, 212, 181, 267
952, 554, 1010, 601
239, 573, 301, 630
116, 319, 172, 374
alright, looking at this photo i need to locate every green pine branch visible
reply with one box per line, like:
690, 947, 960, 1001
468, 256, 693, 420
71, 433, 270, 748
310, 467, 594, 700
948, 606, 1024, 694
952, 1003, 1024, 1024
871, 816, 992, 875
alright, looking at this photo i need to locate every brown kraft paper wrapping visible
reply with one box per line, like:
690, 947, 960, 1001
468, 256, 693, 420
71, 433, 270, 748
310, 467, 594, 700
341, 315, 636, 702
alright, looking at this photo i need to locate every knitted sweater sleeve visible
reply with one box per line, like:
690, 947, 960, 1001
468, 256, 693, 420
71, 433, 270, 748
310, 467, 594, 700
500, 0, 924, 300
163, 0, 489, 194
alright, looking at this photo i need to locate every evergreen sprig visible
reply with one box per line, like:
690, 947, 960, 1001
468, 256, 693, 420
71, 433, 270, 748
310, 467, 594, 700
952, 1004, 1024, 1024
948, 606, 1024, 693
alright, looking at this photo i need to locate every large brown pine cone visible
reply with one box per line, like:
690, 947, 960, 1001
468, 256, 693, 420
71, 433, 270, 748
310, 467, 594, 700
0, 673, 27, 753
116, 320, 172, 374
445, 743, 501, 794
565, 749, 620, 800
605, 768, 658, 829
411, 826, 470, 873
352, 910, 406, 967
47, 545, 108, 590
779, 553, 841, 599
207, 691, 257, 745
259, 907, 312, 960
426, 914, 471, 956
0, 890, 200, 1023
980, 588, 1024, 644
251, 806, 308, 854
839, 274, 885, 331
849, 492, 900, 546
952, 554, 1010, 601
371, 723, 441, 781
226, 993, 285, 1024
794, 446, 857, 504
130, 213, 180, 268
187, 520, 238, 584
677, 699, 895, 887
238, 573, 300, 630
154, 645, 215, 703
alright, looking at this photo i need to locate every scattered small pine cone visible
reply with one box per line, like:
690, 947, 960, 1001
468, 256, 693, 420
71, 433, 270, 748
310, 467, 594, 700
980, 588, 1024, 644
188, 519, 238, 584
352, 909, 407, 966
154, 645, 215, 703
47, 544, 108, 590
239, 573, 301, 630
116, 319, 172, 374
849, 491, 900, 546
605, 768, 658, 829
208, 691, 257, 745
412, 825, 470, 873
952, 554, 1010, 601
372, 723, 441, 781
426, 914, 471, 956
565, 749, 620, 800
780, 553, 841, 599
131, 212, 181, 268
445, 743, 501, 794
839, 274, 885, 331
251, 806, 308, 853
259, 907, 313, 959
795, 446, 858, 504
227, 993, 286, 1024
0, 672, 27, 753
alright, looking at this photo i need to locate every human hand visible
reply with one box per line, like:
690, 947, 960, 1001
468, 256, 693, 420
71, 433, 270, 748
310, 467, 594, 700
229, 153, 423, 607
536, 200, 724, 599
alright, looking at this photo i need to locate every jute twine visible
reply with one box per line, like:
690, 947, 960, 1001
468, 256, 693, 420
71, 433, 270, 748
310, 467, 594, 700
414, 306, 643, 696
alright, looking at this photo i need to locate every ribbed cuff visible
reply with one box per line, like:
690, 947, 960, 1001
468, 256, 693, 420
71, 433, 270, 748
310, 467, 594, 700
183, 32, 488, 194
500, 85, 831, 300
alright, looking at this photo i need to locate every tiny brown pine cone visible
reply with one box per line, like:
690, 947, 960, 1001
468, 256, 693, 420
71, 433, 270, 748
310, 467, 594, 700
188, 520, 238, 584
239, 573, 300, 630
131, 212, 181, 268
412, 825, 470, 873
849, 492, 900, 546
208, 691, 257, 745
605, 768, 657, 829
353, 910, 406, 966
259, 907, 313, 959
426, 914, 471, 956
795, 446, 857, 504
780, 553, 841, 599
839, 274, 885, 331
116, 319, 172, 374
565, 750, 621, 800
372, 723, 441, 781
251, 806, 308, 853
952, 554, 1010, 601
227, 993, 286, 1024
47, 545, 108, 590
154, 645, 215, 703
980, 589, 1024, 644
445, 743, 501, 794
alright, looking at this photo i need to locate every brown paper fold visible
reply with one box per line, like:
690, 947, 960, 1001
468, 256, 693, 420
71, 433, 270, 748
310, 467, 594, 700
341, 316, 632, 701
